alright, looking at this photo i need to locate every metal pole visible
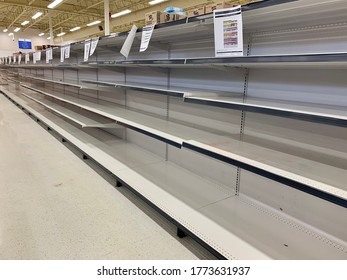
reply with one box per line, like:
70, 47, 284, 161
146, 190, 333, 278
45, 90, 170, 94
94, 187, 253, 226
104, 0, 110, 36
49, 14, 53, 45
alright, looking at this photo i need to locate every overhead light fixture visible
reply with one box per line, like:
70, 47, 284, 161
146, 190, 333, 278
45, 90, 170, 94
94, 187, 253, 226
32, 12, 43, 19
14, 27, 20, 32
21, 20, 30, 26
86, 20, 101, 26
47, 36, 51, 40
3, 29, 8, 32
70, 26, 80, 32
8, 33, 13, 36
38, 33, 44, 36
47, 0, 63, 9
149, 0, 168, 5
111, 9, 131, 18
57, 32, 66, 37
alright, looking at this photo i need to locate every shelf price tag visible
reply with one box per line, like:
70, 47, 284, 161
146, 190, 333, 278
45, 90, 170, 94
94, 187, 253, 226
90, 38, 99, 56
120, 24, 138, 58
214, 6, 243, 57
140, 25, 154, 52
84, 40, 91, 62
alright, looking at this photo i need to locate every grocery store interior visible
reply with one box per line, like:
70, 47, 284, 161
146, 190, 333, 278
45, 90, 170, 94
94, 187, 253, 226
0, 0, 346, 260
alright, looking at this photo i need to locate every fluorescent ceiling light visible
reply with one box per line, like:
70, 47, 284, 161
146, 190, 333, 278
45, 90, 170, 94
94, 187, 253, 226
38, 33, 44, 36
14, 27, 20, 32
47, 37, 51, 40
48, 0, 63, 9
8, 33, 13, 36
111, 9, 131, 18
57, 32, 66, 37
3, 29, 8, 32
86, 20, 101, 26
32, 12, 43, 19
21, 20, 30, 26
149, 0, 168, 5
70, 26, 80, 32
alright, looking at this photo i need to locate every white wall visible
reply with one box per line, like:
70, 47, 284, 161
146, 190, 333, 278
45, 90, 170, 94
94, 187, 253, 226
0, 27, 49, 57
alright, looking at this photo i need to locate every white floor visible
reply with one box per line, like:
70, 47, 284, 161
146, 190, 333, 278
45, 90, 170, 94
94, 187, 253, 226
0, 94, 214, 260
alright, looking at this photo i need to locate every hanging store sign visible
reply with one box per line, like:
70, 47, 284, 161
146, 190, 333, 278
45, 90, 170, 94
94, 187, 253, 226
120, 25, 138, 58
90, 38, 99, 56
84, 40, 91, 62
213, 6, 243, 57
140, 25, 155, 52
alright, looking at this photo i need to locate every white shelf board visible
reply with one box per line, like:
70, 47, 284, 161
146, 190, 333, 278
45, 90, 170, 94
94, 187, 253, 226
80, 79, 231, 98
183, 140, 347, 202
186, 95, 347, 124
22, 75, 83, 89
22, 93, 117, 128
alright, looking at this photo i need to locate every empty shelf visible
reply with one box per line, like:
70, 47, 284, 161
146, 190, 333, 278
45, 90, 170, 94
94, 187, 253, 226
2, 86, 346, 260
183, 140, 347, 207
22, 75, 83, 89
19, 84, 347, 207
20, 84, 235, 147
185, 95, 347, 127
22, 93, 117, 128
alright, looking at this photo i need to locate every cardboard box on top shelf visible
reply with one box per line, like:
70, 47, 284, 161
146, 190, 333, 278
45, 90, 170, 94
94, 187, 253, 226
187, 7, 206, 18
163, 12, 186, 23
34, 45, 43, 51
145, 11, 164, 25
206, 1, 241, 13
205, 3, 218, 14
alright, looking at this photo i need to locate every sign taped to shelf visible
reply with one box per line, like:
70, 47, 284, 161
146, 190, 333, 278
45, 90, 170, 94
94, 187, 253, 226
90, 38, 99, 56
140, 25, 155, 52
46, 48, 53, 63
18, 54, 22, 64
214, 6, 243, 57
84, 40, 91, 62
13, 55, 16, 63
60, 44, 70, 63
120, 25, 138, 58
25, 53, 29, 64
9, 56, 12, 64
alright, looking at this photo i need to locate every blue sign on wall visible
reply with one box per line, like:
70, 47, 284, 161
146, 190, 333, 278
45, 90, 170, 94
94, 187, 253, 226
18, 38, 32, 49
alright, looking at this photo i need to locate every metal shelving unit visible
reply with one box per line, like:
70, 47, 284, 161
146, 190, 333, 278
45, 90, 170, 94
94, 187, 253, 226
1, 0, 346, 259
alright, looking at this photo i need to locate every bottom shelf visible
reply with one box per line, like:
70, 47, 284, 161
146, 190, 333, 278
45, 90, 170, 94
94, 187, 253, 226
1, 86, 346, 260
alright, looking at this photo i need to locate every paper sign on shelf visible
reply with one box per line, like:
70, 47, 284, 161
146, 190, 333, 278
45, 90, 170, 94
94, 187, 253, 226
46, 48, 53, 63
25, 53, 29, 64
60, 46, 65, 63
140, 25, 155, 52
213, 6, 243, 57
64, 44, 70, 59
120, 25, 138, 58
36, 51, 41, 61
90, 38, 99, 56
13, 55, 16, 63
84, 40, 91, 62
18, 54, 22, 64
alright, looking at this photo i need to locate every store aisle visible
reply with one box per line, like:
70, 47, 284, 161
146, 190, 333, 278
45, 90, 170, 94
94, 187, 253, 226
0, 94, 205, 260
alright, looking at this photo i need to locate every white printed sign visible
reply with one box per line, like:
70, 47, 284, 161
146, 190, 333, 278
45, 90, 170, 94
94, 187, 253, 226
84, 40, 91, 62
120, 25, 138, 58
214, 6, 243, 57
90, 38, 99, 56
140, 25, 155, 52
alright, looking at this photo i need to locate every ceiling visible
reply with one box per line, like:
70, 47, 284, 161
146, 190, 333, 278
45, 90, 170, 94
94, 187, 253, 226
0, 0, 211, 41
